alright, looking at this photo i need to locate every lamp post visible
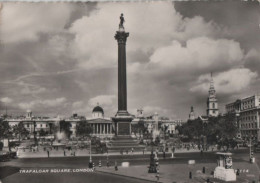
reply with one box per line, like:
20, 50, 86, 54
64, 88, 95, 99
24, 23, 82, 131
249, 135, 255, 163
89, 139, 93, 168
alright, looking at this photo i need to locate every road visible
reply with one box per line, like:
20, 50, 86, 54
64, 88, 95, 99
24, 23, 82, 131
0, 148, 259, 183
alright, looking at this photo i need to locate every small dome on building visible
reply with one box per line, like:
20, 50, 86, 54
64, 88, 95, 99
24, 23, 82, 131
92, 106, 104, 114
92, 103, 104, 119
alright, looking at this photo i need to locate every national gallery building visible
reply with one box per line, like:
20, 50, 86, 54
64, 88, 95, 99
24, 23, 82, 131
3, 104, 182, 139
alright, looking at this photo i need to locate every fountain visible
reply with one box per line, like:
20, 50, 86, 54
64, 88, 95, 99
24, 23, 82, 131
52, 119, 66, 150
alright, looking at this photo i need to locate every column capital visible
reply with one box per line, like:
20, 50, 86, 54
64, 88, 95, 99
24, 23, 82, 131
115, 31, 129, 44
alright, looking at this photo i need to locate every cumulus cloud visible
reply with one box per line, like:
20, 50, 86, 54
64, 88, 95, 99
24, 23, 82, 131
244, 49, 260, 73
148, 37, 244, 75
0, 2, 259, 119
190, 68, 258, 94
142, 106, 175, 118
88, 95, 116, 107
20, 86, 46, 95
18, 97, 67, 110
68, 2, 222, 71
1, 3, 73, 43
0, 97, 13, 104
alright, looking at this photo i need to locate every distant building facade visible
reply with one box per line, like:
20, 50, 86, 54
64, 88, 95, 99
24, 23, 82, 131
226, 95, 260, 141
4, 106, 181, 139
4, 104, 114, 139
86, 104, 114, 138
132, 110, 183, 135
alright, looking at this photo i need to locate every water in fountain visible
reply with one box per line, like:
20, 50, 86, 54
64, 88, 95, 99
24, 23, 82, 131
152, 129, 160, 141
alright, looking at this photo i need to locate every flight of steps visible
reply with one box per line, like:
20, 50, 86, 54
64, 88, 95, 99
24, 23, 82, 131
107, 136, 145, 152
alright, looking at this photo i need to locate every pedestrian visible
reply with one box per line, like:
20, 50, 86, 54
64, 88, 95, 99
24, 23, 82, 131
47, 150, 49, 158
163, 151, 166, 159
126, 149, 128, 154
143, 149, 145, 155
131, 148, 134, 155
64, 150, 66, 156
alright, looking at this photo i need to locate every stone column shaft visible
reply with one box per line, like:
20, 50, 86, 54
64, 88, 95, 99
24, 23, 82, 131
115, 31, 129, 112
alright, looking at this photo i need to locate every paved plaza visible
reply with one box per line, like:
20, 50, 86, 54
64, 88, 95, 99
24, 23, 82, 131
1, 149, 260, 183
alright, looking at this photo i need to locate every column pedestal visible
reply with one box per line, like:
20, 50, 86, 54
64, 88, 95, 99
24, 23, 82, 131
112, 111, 133, 136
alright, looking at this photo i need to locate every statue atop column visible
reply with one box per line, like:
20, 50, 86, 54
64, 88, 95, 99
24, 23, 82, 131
119, 13, 125, 30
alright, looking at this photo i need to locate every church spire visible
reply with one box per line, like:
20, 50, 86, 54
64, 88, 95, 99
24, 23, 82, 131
189, 106, 195, 120
207, 72, 219, 117
209, 72, 215, 92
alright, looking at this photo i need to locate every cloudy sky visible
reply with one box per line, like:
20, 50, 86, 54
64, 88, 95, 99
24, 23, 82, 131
0, 1, 259, 120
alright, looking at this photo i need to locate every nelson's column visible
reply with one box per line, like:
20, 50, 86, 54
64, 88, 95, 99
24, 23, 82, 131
112, 14, 133, 136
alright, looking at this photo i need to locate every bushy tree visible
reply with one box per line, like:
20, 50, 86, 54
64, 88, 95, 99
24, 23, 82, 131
178, 114, 238, 150
178, 118, 203, 141
39, 129, 48, 137
76, 121, 92, 139
131, 120, 147, 136
12, 122, 29, 141
0, 120, 12, 139
0, 120, 12, 151
206, 114, 238, 150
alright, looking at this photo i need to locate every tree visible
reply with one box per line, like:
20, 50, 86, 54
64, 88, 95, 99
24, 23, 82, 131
207, 114, 238, 150
76, 121, 92, 139
160, 123, 169, 140
178, 118, 203, 141
12, 122, 29, 141
131, 120, 147, 136
33, 121, 38, 145
0, 120, 12, 139
60, 120, 72, 139
0, 120, 12, 151
39, 129, 48, 137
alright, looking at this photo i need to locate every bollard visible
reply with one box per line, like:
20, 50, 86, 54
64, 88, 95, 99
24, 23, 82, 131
236, 169, 240, 176
156, 171, 160, 182
107, 160, 110, 167
155, 158, 159, 167
88, 161, 93, 169
115, 161, 118, 171
189, 171, 192, 179
99, 160, 102, 167
203, 166, 206, 174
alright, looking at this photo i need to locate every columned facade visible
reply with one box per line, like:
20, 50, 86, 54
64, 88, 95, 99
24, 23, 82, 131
88, 121, 113, 138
